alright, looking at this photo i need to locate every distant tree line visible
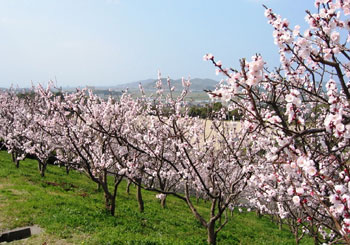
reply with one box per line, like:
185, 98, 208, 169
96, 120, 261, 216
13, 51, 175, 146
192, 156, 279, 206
188, 102, 242, 121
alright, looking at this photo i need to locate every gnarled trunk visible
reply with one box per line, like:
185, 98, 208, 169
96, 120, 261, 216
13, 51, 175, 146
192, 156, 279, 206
184, 184, 219, 245
104, 192, 116, 216
100, 172, 123, 216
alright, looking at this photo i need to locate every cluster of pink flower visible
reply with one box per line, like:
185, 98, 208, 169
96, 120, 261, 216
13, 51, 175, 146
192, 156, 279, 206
3, 0, 350, 243
0, 78, 255, 244
203, 0, 350, 243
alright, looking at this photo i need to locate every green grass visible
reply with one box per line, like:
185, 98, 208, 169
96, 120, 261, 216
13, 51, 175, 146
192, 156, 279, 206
0, 151, 312, 244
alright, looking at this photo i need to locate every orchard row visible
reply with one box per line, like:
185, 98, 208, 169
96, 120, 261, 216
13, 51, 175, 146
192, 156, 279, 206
2, 1, 350, 244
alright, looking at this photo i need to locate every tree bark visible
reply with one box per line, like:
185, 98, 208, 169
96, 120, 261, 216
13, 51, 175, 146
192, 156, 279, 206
38, 160, 46, 177
104, 192, 115, 216
11, 151, 15, 162
278, 217, 282, 231
38, 159, 42, 172
40, 161, 46, 177
126, 179, 131, 195
256, 209, 262, 218
136, 178, 144, 212
161, 195, 167, 208
294, 230, 299, 245
101, 169, 115, 215
101, 174, 122, 216
12, 151, 19, 168
207, 221, 217, 245
110, 196, 116, 216
313, 234, 318, 245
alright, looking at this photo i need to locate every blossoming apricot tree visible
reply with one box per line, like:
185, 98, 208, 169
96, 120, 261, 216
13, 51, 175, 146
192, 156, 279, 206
204, 0, 350, 243
110, 76, 255, 245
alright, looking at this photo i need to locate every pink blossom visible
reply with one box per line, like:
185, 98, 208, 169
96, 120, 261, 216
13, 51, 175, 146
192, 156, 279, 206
293, 196, 301, 205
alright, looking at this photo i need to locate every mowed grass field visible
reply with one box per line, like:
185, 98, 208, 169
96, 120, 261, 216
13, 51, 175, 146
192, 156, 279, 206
0, 151, 312, 244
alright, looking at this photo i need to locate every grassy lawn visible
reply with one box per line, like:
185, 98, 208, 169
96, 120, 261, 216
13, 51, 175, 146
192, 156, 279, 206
0, 151, 312, 244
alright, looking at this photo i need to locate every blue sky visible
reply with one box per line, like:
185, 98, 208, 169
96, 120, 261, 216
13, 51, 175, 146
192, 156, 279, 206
0, 0, 315, 88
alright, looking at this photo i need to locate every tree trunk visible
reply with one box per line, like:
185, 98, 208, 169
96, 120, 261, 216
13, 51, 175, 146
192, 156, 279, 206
40, 161, 46, 177
101, 176, 121, 216
38, 160, 46, 177
11, 151, 15, 162
278, 217, 282, 231
256, 209, 262, 218
101, 169, 114, 215
161, 195, 167, 208
313, 235, 318, 245
126, 179, 131, 195
136, 178, 144, 212
207, 221, 217, 245
12, 151, 19, 168
110, 195, 116, 216
38, 159, 42, 172
110, 193, 116, 216
104, 192, 116, 216
294, 230, 299, 245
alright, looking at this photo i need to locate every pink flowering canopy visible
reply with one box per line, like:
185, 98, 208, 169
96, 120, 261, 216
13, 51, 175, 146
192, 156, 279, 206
4, 0, 350, 244
204, 0, 350, 243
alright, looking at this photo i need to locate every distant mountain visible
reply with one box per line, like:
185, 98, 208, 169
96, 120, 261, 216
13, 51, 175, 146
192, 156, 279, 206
113, 78, 218, 92
112, 79, 154, 90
